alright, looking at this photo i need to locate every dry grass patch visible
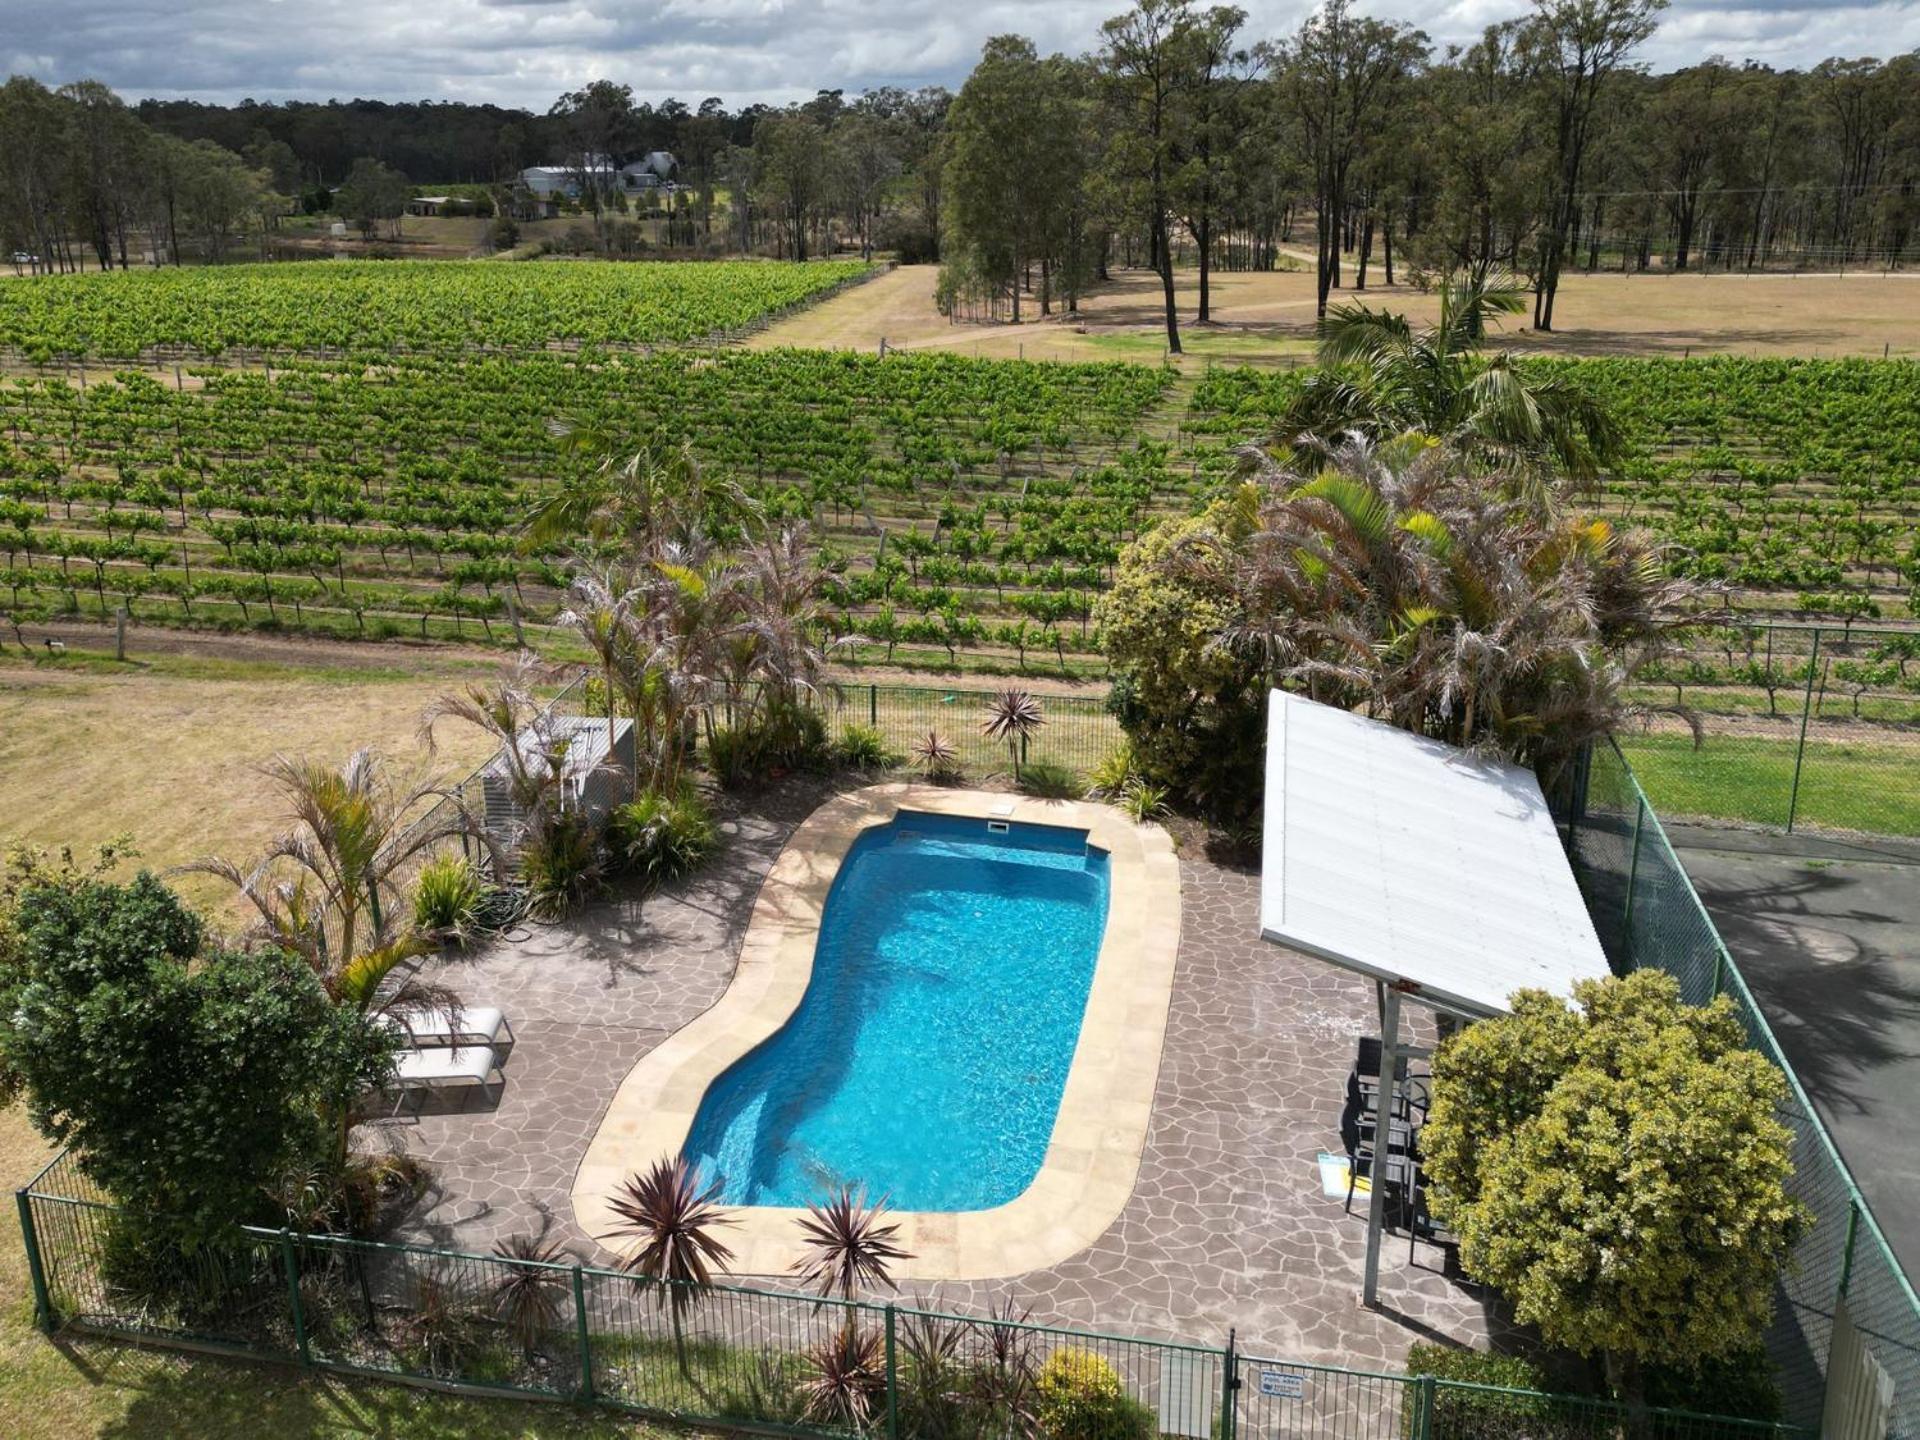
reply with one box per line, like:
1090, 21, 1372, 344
0, 649, 495, 915
758, 261, 1920, 365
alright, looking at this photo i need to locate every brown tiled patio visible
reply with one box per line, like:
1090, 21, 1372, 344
366, 778, 1512, 1370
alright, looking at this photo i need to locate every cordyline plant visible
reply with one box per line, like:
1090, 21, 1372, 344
792, 1185, 914, 1304
980, 688, 1045, 779
490, 1232, 572, 1359
609, 1156, 736, 1375
911, 729, 959, 780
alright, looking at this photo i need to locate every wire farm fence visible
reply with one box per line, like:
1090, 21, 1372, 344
14, 1151, 1806, 1440
1559, 740, 1920, 1434
1622, 623, 1920, 839
814, 681, 1123, 778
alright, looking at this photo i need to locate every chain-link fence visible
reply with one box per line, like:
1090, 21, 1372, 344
1559, 740, 1920, 1434
16, 1149, 1805, 1440
1623, 624, 1920, 839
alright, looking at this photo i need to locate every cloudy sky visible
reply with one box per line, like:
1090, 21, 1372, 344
5, 0, 1917, 110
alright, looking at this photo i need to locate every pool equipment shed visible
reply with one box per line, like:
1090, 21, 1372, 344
1257, 689, 1612, 1305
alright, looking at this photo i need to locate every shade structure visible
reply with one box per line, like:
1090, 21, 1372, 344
1258, 689, 1614, 1306
1259, 689, 1610, 1019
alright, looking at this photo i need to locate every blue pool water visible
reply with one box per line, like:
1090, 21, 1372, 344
683, 812, 1111, 1212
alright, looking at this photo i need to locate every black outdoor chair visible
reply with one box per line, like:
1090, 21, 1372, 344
1339, 1088, 1418, 1222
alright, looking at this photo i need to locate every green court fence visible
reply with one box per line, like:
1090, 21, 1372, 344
1623, 624, 1920, 839
16, 1147, 1802, 1440
1559, 739, 1920, 1434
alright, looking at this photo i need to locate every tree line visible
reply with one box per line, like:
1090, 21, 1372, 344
938, 0, 1920, 349
5, 0, 1917, 317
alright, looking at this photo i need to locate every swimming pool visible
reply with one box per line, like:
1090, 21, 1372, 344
683, 812, 1112, 1212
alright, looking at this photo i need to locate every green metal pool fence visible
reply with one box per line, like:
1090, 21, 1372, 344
16, 1149, 1798, 1440
1558, 739, 1920, 1435
812, 680, 1123, 778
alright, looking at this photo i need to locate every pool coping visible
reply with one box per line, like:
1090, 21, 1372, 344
568, 782, 1182, 1281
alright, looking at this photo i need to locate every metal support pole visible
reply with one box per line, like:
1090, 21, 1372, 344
1621, 800, 1646, 960
573, 1266, 594, 1402
884, 1303, 900, 1440
1785, 628, 1820, 834
279, 1229, 311, 1367
870, 683, 878, 728
1413, 1375, 1437, 1440
16, 1189, 54, 1333
1837, 1198, 1861, 1301
1219, 1327, 1239, 1440
1362, 984, 1402, 1306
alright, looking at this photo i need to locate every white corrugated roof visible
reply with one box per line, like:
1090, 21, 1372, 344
1259, 690, 1611, 1017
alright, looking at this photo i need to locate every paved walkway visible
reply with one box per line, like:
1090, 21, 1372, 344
367, 780, 1510, 1369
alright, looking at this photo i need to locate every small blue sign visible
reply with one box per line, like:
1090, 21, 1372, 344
1258, 1370, 1306, 1400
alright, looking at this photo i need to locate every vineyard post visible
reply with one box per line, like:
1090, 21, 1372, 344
1785, 627, 1820, 833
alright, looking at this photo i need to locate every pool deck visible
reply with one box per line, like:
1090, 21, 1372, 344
370, 776, 1511, 1369
568, 783, 1182, 1281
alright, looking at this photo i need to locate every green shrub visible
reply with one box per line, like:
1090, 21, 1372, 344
607, 786, 719, 883
709, 701, 831, 785
411, 854, 485, 943
1017, 762, 1083, 799
1034, 1349, 1156, 1440
834, 724, 902, 771
1402, 1344, 1557, 1437
517, 813, 606, 921
1118, 779, 1169, 822
1644, 1347, 1783, 1426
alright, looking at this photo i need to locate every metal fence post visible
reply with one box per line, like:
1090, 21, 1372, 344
1219, 1328, 1239, 1440
885, 1303, 900, 1440
1414, 1375, 1437, 1440
16, 1189, 54, 1333
572, 1265, 594, 1403
279, 1229, 311, 1367
1837, 1197, 1861, 1302
1785, 627, 1820, 833
869, 683, 878, 728
1621, 799, 1646, 961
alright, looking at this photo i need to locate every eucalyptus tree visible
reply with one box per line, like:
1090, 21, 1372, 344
1171, 5, 1252, 322
1523, 0, 1667, 329
1274, 0, 1429, 317
1100, 0, 1200, 352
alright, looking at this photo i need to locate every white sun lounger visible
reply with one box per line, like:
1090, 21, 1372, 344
382, 1005, 513, 1050
388, 1044, 504, 1116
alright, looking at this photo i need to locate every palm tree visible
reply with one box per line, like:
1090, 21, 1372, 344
183, 746, 482, 1162
524, 431, 758, 559
608, 1156, 736, 1375
421, 651, 571, 840
557, 566, 643, 796
980, 688, 1045, 779
1173, 434, 1695, 771
1274, 268, 1622, 489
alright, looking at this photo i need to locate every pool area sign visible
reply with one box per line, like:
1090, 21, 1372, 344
1257, 1370, 1307, 1400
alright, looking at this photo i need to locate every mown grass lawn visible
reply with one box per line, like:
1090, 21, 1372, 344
1617, 730, 1920, 837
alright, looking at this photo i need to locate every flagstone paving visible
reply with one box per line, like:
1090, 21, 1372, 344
367, 778, 1512, 1370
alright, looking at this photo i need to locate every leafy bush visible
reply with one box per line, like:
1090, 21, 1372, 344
1403, 1342, 1559, 1437
834, 724, 902, 771
411, 854, 485, 943
1034, 1348, 1156, 1440
1422, 972, 1809, 1391
1017, 762, 1083, 799
0, 870, 396, 1250
709, 701, 832, 786
607, 786, 720, 884
1644, 1347, 1783, 1426
518, 813, 606, 921
1117, 780, 1169, 822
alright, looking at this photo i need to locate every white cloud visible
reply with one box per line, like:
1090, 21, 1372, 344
5, 0, 1918, 108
